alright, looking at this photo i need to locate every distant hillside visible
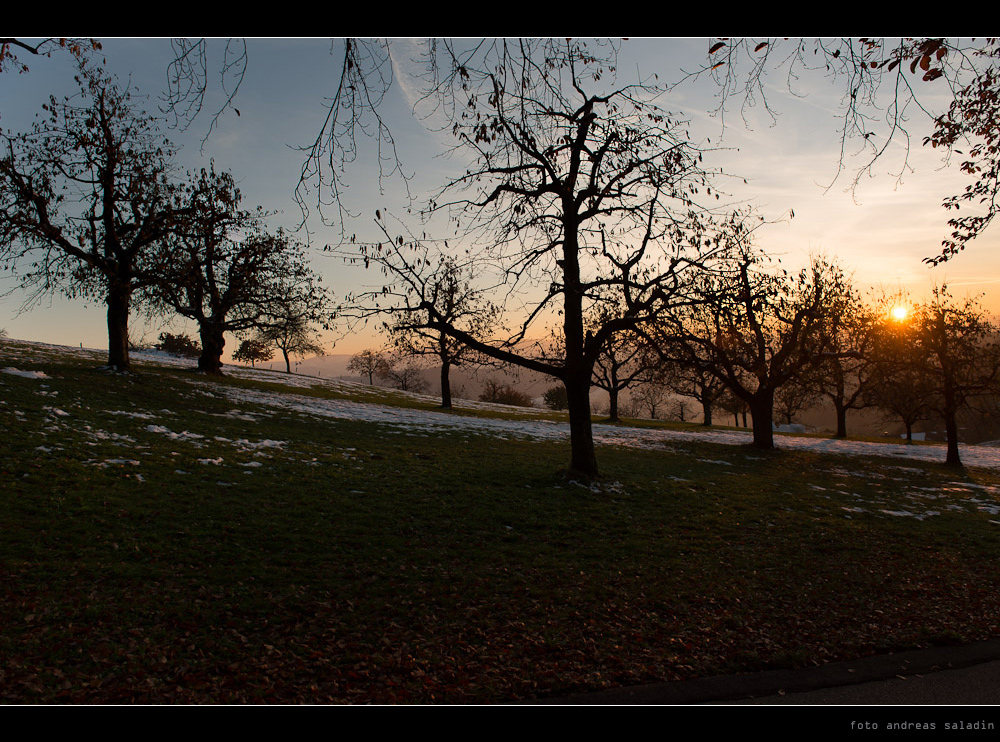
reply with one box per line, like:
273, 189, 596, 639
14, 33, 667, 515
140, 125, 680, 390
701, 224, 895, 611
243, 353, 892, 434
234, 352, 1000, 443
248, 353, 559, 406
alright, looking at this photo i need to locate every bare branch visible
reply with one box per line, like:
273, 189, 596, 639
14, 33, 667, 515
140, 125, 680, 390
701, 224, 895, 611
160, 38, 247, 150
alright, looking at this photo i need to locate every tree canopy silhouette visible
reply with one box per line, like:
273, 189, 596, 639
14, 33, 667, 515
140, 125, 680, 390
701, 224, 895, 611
339, 40, 728, 479
0, 63, 184, 371
146, 165, 330, 374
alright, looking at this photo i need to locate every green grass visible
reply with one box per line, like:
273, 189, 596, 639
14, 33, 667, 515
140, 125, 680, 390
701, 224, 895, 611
2, 339, 1000, 703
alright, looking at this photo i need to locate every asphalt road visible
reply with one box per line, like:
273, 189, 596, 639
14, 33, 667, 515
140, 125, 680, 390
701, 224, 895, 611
534, 638, 1000, 706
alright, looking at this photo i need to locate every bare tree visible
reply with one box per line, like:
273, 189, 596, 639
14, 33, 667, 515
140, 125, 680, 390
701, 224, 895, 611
381, 257, 498, 408
348, 348, 386, 385
375, 352, 429, 393
592, 334, 655, 423
0, 63, 184, 371
652, 233, 857, 449
588, 300, 658, 423
660, 354, 728, 427
651, 295, 732, 428
773, 377, 821, 427
341, 40, 726, 480
670, 397, 694, 423
802, 292, 880, 438
906, 287, 1000, 467
630, 376, 671, 421
259, 313, 325, 374
717, 387, 749, 428
147, 165, 329, 374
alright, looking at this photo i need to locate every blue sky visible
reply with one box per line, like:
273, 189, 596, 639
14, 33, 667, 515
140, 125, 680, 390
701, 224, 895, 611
2, 38, 996, 356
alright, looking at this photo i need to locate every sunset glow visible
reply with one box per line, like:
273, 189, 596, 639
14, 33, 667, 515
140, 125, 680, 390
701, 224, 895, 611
891, 305, 910, 321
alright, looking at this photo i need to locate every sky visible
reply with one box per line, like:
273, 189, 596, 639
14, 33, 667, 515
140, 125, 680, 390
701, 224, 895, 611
2, 37, 998, 358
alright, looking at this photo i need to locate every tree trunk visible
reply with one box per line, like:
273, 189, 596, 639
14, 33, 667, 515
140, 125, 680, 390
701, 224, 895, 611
198, 324, 226, 375
749, 388, 775, 449
607, 363, 621, 422
106, 282, 131, 371
282, 349, 291, 373
560, 222, 598, 481
944, 401, 962, 467
440, 360, 452, 409
702, 398, 713, 427
834, 402, 848, 439
565, 374, 598, 480
607, 388, 620, 423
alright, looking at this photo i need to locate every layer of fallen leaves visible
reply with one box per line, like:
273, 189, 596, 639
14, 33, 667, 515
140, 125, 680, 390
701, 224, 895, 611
2, 542, 998, 704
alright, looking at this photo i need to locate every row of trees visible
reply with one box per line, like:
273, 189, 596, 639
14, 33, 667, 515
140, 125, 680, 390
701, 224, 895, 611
347, 346, 548, 408
353, 244, 1000, 470
5, 39, 999, 479
633, 261, 999, 469
0, 62, 330, 374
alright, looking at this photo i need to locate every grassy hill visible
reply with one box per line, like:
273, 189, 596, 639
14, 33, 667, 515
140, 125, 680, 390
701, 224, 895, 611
3, 338, 1000, 703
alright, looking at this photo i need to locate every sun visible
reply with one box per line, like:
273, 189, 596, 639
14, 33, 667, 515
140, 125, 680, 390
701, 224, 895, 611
891, 305, 909, 321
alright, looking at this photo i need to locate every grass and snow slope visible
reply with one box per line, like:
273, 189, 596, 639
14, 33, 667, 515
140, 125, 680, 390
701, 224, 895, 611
3, 338, 1000, 703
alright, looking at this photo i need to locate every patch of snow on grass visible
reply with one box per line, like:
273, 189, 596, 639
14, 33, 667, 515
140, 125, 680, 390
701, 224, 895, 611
209, 382, 1000, 471
233, 438, 285, 450
107, 410, 158, 420
145, 424, 205, 441
3, 367, 49, 379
